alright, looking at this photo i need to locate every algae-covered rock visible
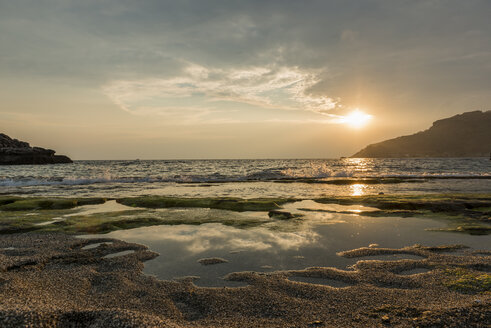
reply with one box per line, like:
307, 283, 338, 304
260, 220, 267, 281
197, 257, 228, 265
0, 208, 79, 234
315, 194, 491, 213
314, 194, 491, 234
116, 196, 295, 212
268, 210, 295, 220
429, 225, 491, 236
0, 200, 271, 234
0, 197, 106, 211
0, 197, 23, 207
444, 268, 491, 294
54, 216, 166, 234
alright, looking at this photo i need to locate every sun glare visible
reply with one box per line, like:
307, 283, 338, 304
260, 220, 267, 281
350, 183, 366, 196
342, 109, 373, 129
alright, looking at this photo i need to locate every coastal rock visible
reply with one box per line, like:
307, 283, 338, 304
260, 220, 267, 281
197, 257, 228, 265
268, 210, 295, 220
352, 110, 491, 158
0, 133, 72, 165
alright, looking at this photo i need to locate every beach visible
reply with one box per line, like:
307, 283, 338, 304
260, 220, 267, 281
1, 233, 489, 327
0, 159, 490, 327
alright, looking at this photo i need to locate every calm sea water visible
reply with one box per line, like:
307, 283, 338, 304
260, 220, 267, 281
1, 158, 490, 197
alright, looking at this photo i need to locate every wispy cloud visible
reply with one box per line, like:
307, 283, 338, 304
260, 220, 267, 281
102, 62, 339, 123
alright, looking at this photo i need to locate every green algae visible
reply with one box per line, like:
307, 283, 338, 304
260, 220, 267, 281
116, 196, 295, 212
40, 212, 266, 234
314, 194, 491, 212
0, 208, 160, 235
0, 208, 80, 234
444, 268, 491, 294
0, 201, 270, 234
361, 209, 491, 235
359, 210, 428, 218
1, 194, 490, 235
473, 207, 491, 213
0, 210, 159, 235
428, 224, 491, 235
0, 197, 106, 211
268, 210, 300, 220
314, 194, 491, 235
0, 197, 108, 234
43, 215, 166, 234
0, 197, 23, 206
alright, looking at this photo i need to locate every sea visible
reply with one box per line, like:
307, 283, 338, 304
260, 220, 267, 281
2, 158, 490, 286
1, 158, 490, 198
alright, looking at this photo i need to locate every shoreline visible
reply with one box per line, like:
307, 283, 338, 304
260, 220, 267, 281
1, 193, 490, 326
0, 233, 489, 327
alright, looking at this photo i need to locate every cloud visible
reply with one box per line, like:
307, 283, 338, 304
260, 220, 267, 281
102, 62, 339, 123
2, 0, 490, 126
108, 222, 319, 254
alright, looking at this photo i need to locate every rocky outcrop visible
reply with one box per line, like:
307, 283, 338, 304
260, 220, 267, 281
352, 110, 491, 158
0, 133, 72, 165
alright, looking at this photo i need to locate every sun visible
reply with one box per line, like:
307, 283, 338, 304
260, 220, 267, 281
342, 109, 373, 129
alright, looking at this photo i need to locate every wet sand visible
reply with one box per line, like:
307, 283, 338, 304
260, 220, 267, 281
0, 233, 489, 327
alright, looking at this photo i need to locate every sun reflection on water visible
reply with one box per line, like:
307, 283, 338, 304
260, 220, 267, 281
350, 183, 366, 196
341, 157, 371, 174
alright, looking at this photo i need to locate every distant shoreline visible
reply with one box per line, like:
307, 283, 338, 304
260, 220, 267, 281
55, 156, 491, 161
352, 111, 491, 158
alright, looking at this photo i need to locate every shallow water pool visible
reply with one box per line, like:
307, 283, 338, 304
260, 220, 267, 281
90, 205, 490, 287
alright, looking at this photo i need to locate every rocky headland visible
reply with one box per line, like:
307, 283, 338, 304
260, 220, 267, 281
352, 110, 491, 158
0, 133, 72, 165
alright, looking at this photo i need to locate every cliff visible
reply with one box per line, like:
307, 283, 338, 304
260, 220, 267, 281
0, 133, 72, 165
352, 110, 491, 158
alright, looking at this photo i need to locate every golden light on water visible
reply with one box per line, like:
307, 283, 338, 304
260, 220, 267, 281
350, 183, 366, 196
344, 157, 369, 168
342, 109, 373, 129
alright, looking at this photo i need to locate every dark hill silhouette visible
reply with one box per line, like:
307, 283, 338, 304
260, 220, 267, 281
0, 133, 72, 165
352, 110, 491, 158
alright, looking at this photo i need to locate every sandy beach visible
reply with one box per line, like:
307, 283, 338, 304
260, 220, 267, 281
1, 233, 489, 327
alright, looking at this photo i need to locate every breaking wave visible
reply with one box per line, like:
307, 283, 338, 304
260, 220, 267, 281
0, 172, 489, 188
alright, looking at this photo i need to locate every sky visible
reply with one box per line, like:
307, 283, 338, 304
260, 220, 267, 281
1, 0, 490, 159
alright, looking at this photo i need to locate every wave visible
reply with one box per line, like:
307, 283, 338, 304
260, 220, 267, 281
0, 172, 489, 188
0, 177, 160, 187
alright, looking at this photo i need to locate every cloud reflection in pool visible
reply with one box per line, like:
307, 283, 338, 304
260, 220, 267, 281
96, 208, 490, 287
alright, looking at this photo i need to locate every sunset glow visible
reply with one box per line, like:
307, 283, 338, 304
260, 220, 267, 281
342, 110, 373, 129
0, 1, 488, 160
